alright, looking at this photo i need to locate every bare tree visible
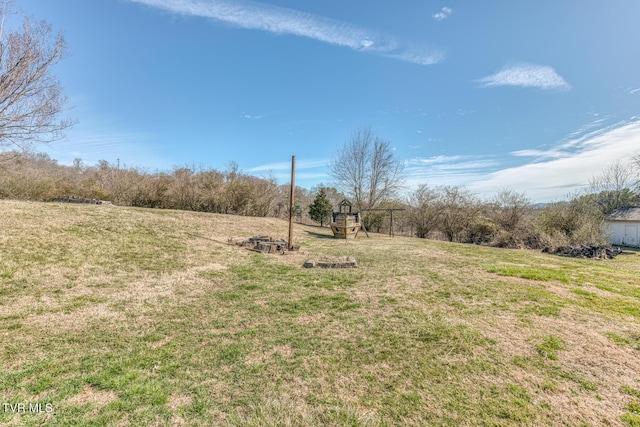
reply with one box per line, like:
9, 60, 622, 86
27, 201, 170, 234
0, 0, 73, 156
631, 153, 640, 193
588, 160, 640, 214
330, 126, 404, 210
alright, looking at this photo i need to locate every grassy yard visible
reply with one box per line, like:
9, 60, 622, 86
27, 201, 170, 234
1, 200, 640, 426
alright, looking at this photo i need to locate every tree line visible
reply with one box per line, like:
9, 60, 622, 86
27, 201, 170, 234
2, 1, 640, 251
0, 151, 348, 220
2, 138, 639, 252
322, 126, 640, 249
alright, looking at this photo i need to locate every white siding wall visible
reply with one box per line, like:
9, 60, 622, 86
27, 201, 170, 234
608, 221, 640, 246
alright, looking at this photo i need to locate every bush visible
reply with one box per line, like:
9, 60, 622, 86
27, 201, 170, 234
537, 200, 606, 247
0, 152, 282, 217
406, 186, 609, 250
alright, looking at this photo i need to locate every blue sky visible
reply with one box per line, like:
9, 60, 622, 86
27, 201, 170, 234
14, 0, 640, 202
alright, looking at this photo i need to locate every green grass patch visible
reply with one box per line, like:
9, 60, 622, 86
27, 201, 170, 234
622, 412, 640, 427
627, 401, 640, 414
571, 290, 640, 318
624, 387, 640, 399
535, 335, 565, 360
1, 201, 639, 425
486, 264, 570, 283
607, 332, 631, 346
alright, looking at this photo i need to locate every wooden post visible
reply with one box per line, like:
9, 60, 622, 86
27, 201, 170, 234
288, 155, 295, 250
361, 207, 404, 238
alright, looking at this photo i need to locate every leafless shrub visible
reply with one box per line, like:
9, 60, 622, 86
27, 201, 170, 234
0, 152, 284, 217
436, 186, 480, 242
537, 198, 607, 248
406, 185, 605, 249
491, 189, 531, 231
408, 184, 441, 238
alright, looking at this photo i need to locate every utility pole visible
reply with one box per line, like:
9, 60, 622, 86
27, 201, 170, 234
288, 155, 296, 250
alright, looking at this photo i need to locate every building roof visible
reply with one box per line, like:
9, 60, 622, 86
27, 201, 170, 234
605, 206, 640, 221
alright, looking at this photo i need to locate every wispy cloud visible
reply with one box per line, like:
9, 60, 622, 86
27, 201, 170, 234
248, 159, 328, 173
510, 149, 566, 160
247, 158, 330, 186
242, 113, 265, 120
476, 63, 571, 90
405, 155, 499, 188
127, 0, 444, 65
433, 7, 452, 21
43, 127, 166, 169
406, 119, 640, 202
470, 120, 640, 201
510, 117, 618, 161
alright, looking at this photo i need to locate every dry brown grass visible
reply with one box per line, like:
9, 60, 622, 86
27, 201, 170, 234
1, 200, 639, 425
66, 385, 118, 407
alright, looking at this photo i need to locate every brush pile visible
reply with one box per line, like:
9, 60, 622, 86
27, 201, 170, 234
52, 196, 111, 205
543, 245, 622, 259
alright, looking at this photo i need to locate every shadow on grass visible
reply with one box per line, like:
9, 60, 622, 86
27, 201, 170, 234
305, 230, 336, 240
618, 246, 640, 255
